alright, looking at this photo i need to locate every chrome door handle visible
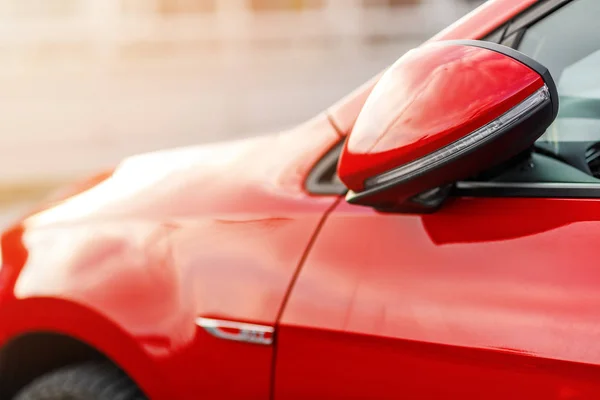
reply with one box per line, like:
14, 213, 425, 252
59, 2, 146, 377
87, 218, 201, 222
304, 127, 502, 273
196, 317, 274, 345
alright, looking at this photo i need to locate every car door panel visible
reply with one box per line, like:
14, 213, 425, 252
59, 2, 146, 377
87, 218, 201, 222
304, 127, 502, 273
275, 197, 600, 399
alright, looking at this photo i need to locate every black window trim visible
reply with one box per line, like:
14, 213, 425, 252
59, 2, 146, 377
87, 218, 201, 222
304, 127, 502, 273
504, 0, 574, 40
483, 24, 507, 44
305, 140, 347, 195
500, 29, 525, 48
455, 181, 600, 198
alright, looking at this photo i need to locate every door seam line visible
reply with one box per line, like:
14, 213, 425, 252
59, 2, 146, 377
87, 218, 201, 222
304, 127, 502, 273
269, 195, 343, 400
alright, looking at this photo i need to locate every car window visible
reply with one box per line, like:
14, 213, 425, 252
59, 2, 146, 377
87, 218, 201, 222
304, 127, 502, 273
511, 0, 600, 182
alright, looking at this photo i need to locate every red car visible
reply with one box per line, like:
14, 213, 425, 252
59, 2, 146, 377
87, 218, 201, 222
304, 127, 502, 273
2, 0, 599, 398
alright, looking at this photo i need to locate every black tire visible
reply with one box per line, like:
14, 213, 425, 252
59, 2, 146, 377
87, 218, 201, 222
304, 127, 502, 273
14, 362, 146, 400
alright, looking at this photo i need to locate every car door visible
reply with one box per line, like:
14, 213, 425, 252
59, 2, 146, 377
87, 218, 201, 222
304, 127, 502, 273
275, 0, 600, 398
276, 195, 600, 399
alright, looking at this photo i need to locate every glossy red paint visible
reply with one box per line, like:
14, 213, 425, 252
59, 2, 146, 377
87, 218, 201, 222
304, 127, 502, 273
337, 43, 543, 191
327, 0, 538, 136
0, 114, 340, 399
276, 198, 600, 399
0, 0, 557, 398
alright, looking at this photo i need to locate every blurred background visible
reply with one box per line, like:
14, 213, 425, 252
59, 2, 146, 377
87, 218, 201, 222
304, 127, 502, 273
0, 0, 484, 214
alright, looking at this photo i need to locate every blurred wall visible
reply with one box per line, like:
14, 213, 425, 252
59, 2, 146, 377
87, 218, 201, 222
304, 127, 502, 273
0, 0, 482, 183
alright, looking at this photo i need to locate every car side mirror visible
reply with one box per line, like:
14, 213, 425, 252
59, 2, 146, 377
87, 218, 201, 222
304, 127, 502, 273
337, 40, 559, 212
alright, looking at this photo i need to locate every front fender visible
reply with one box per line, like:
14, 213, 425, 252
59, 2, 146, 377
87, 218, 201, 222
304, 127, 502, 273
0, 221, 198, 399
0, 297, 172, 399
0, 220, 276, 399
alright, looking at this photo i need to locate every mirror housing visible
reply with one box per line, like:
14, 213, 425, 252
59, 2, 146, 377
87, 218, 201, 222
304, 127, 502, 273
338, 40, 558, 212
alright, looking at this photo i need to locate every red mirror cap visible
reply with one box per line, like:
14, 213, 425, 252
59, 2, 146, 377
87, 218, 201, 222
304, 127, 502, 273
338, 41, 548, 193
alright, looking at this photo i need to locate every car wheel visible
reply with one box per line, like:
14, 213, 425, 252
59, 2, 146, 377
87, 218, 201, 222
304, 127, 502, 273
14, 362, 146, 400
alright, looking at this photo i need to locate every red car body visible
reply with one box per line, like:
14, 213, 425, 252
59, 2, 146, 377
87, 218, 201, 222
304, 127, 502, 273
5, 0, 600, 398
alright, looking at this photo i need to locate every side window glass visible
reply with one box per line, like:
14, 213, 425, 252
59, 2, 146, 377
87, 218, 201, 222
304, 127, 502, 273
518, 0, 599, 91
487, 0, 600, 184
520, 0, 600, 175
